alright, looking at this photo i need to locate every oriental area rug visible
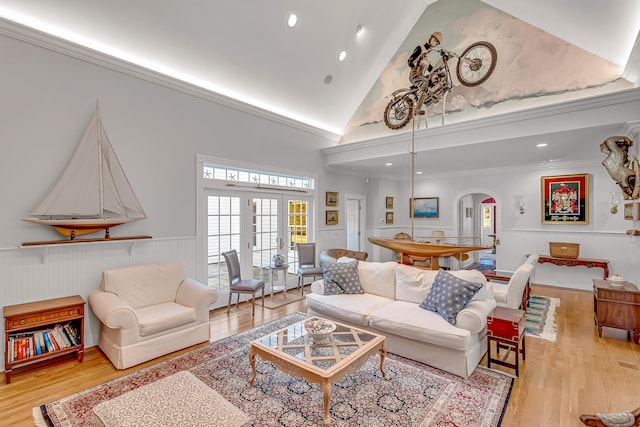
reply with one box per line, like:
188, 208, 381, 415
525, 295, 560, 342
35, 313, 513, 427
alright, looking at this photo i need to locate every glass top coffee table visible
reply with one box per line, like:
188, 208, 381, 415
248, 316, 386, 426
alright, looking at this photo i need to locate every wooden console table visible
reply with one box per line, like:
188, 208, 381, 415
593, 279, 640, 344
537, 255, 609, 279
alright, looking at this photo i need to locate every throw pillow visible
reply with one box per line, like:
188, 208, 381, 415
419, 270, 483, 324
321, 261, 364, 295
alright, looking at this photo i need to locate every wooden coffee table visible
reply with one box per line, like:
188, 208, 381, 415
248, 316, 386, 426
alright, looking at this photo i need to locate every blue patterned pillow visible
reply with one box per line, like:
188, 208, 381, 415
419, 270, 483, 324
321, 261, 364, 295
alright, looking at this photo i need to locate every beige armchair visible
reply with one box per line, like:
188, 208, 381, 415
489, 263, 534, 309
319, 248, 368, 264
88, 262, 218, 369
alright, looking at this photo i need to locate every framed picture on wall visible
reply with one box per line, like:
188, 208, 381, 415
386, 197, 394, 209
541, 173, 589, 224
411, 197, 439, 218
326, 210, 339, 225
326, 192, 338, 206
386, 211, 394, 224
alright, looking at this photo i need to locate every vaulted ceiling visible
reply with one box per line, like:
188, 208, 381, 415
1, 0, 639, 177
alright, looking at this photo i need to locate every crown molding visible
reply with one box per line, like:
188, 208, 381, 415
0, 17, 341, 143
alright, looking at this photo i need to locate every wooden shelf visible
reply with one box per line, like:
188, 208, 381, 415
4, 295, 85, 384
19, 236, 151, 263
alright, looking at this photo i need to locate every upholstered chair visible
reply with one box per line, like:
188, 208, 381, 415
295, 243, 323, 295
319, 248, 368, 264
489, 263, 534, 310
222, 250, 265, 317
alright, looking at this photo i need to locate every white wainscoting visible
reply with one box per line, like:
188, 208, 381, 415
0, 237, 196, 372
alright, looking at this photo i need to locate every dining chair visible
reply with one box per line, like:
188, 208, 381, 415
295, 243, 323, 295
222, 250, 265, 317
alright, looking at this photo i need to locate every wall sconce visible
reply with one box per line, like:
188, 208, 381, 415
515, 195, 525, 214
610, 191, 621, 214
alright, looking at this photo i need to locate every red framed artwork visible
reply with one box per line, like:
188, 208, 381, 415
541, 173, 589, 224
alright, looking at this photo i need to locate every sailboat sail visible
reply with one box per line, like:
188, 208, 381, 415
23, 103, 146, 238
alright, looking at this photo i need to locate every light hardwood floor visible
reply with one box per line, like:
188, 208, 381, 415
2, 285, 640, 426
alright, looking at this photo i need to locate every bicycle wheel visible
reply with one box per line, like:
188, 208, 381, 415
456, 41, 497, 87
383, 94, 414, 130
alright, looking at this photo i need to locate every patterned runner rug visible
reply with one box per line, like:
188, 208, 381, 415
525, 295, 560, 342
35, 312, 513, 427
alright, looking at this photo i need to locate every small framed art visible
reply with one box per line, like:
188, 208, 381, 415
411, 197, 439, 218
386, 197, 394, 209
326, 192, 338, 206
326, 210, 338, 225
541, 173, 589, 224
386, 212, 394, 224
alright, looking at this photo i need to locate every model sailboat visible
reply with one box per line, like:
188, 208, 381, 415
22, 102, 147, 242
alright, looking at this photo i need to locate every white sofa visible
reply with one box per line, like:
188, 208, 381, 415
306, 260, 497, 378
88, 262, 219, 369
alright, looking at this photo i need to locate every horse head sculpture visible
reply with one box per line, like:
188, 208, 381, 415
600, 136, 640, 200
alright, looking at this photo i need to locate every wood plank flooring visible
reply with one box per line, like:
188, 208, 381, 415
2, 285, 640, 426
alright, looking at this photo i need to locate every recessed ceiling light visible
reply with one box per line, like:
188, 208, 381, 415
537, 143, 548, 147
287, 14, 297, 28
356, 25, 363, 34
338, 50, 347, 61
323, 75, 333, 85
416, 171, 423, 175
385, 162, 392, 166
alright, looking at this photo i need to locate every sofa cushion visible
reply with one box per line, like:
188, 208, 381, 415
370, 301, 471, 350
135, 302, 196, 336
358, 261, 397, 299
321, 261, 363, 294
305, 293, 393, 326
101, 262, 187, 309
395, 264, 437, 304
419, 270, 483, 324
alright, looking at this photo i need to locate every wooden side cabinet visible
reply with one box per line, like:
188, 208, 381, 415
593, 279, 640, 344
4, 295, 85, 384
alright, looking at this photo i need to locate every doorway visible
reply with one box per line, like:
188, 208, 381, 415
457, 193, 497, 269
346, 194, 366, 251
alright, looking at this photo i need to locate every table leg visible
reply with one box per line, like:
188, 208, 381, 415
633, 329, 640, 345
379, 343, 387, 378
321, 379, 332, 426
248, 346, 257, 386
597, 325, 603, 337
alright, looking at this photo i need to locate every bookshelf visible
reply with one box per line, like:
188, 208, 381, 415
3, 295, 85, 384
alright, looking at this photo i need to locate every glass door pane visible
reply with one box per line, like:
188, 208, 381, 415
251, 196, 279, 284
207, 194, 241, 295
287, 198, 309, 268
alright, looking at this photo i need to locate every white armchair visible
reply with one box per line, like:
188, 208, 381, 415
88, 262, 218, 369
489, 263, 534, 309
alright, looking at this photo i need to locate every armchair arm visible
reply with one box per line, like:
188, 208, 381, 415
176, 277, 219, 322
88, 289, 138, 330
455, 298, 497, 333
310, 279, 325, 295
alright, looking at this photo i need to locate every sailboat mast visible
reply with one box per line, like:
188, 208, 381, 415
97, 101, 105, 219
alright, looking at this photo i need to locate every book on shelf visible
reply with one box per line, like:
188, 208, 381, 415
6, 321, 81, 362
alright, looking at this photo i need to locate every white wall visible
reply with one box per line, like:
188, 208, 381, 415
0, 31, 365, 370
362, 160, 640, 290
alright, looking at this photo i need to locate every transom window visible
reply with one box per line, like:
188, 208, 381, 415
203, 163, 314, 191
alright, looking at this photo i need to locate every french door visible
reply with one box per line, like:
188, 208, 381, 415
205, 190, 314, 306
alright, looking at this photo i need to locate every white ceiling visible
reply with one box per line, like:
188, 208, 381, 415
1, 0, 639, 177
